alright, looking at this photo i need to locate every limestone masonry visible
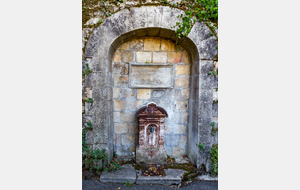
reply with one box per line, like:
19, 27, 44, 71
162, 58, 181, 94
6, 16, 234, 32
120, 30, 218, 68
82, 4, 218, 173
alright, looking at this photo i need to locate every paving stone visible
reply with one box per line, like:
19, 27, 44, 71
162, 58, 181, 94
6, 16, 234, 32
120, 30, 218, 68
100, 164, 136, 184
136, 169, 186, 185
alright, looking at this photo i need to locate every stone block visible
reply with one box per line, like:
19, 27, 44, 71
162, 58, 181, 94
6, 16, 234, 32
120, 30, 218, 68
161, 38, 175, 51
168, 52, 182, 63
172, 146, 186, 157
120, 88, 135, 100
128, 39, 143, 51
144, 37, 160, 51
175, 101, 188, 112
181, 112, 188, 123
118, 42, 128, 50
129, 100, 143, 110
129, 123, 138, 134
175, 77, 189, 88
113, 63, 128, 75
166, 89, 181, 100
180, 135, 187, 145
182, 89, 190, 99
122, 134, 135, 145
165, 135, 180, 146
113, 112, 121, 123
165, 124, 172, 134
114, 100, 126, 110
121, 51, 134, 62
114, 134, 121, 146
114, 75, 129, 87
183, 50, 189, 63
176, 65, 190, 76
121, 112, 135, 122
137, 89, 151, 99
113, 50, 121, 62
113, 88, 120, 99
114, 123, 128, 134
173, 124, 186, 134
152, 90, 165, 99
152, 52, 167, 63
136, 51, 152, 63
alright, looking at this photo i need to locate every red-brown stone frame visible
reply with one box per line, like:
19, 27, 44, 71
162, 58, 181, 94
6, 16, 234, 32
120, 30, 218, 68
136, 103, 168, 164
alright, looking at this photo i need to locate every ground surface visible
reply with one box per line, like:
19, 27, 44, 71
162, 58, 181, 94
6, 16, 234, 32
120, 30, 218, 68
82, 180, 218, 190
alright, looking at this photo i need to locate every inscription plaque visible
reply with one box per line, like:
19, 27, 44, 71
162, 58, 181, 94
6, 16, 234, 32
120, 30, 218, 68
129, 63, 174, 88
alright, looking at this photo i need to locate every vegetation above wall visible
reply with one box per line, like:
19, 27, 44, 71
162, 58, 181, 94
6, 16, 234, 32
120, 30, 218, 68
82, 0, 218, 56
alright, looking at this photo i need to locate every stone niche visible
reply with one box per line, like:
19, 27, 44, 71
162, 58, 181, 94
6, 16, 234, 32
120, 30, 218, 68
136, 103, 168, 164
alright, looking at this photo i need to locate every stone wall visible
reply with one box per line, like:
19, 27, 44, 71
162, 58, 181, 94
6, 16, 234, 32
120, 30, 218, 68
112, 37, 191, 158
82, 4, 218, 173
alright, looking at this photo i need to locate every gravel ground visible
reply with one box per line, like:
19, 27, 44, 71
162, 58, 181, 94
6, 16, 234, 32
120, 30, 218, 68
82, 180, 218, 190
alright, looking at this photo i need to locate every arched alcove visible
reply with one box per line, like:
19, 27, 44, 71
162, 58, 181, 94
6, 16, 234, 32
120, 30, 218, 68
83, 5, 217, 171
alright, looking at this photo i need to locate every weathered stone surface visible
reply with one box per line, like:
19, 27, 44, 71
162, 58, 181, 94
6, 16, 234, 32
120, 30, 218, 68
128, 38, 143, 50
129, 100, 143, 110
175, 101, 188, 112
144, 37, 160, 51
175, 77, 189, 88
197, 174, 218, 181
122, 134, 135, 145
136, 169, 186, 185
114, 75, 129, 87
172, 146, 186, 157
136, 51, 152, 63
198, 36, 218, 60
176, 65, 190, 76
180, 135, 187, 145
152, 52, 167, 63
120, 88, 135, 100
181, 112, 188, 123
113, 112, 121, 123
173, 124, 186, 134
183, 50, 190, 63
113, 50, 121, 62
114, 100, 126, 110
129, 123, 138, 133
130, 64, 174, 88
121, 51, 134, 62
137, 89, 151, 99
152, 90, 165, 99
114, 123, 128, 134
113, 88, 120, 99
100, 164, 137, 184
121, 112, 135, 122
161, 38, 175, 51
168, 52, 182, 63
182, 89, 189, 99
113, 63, 129, 75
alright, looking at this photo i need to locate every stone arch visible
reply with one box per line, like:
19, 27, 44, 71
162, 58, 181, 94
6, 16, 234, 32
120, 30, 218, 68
84, 5, 217, 171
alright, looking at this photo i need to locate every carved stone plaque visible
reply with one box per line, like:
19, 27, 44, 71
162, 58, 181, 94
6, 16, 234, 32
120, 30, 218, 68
129, 63, 174, 88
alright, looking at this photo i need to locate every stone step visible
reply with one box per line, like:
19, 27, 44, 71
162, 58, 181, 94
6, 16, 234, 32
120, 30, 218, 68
136, 168, 186, 186
100, 164, 136, 184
